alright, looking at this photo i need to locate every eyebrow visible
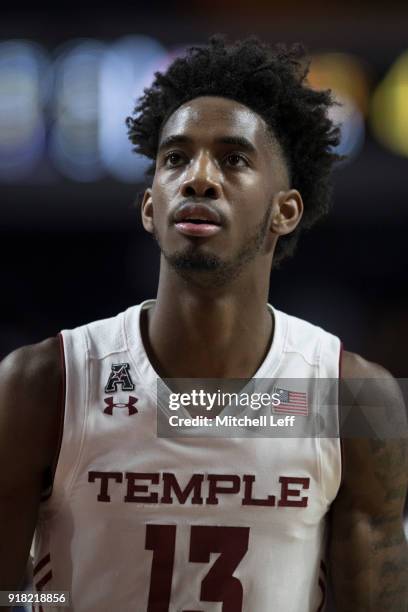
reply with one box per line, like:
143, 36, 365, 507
158, 134, 257, 154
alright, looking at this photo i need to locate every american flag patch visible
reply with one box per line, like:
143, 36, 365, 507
273, 387, 308, 416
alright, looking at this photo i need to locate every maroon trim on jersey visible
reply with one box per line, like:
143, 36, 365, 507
338, 341, 345, 490
40, 333, 66, 503
35, 569, 53, 611
33, 553, 51, 576
35, 569, 52, 590
33, 553, 52, 611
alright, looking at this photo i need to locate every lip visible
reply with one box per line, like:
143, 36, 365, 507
173, 203, 222, 226
173, 202, 223, 239
174, 222, 222, 237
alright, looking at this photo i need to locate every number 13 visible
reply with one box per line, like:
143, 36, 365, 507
145, 524, 250, 611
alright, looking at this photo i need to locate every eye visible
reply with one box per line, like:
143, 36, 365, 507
164, 151, 186, 168
224, 153, 248, 168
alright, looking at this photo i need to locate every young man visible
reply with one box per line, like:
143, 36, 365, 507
0, 36, 407, 611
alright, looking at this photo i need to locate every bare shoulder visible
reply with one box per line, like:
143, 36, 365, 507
342, 349, 395, 379
1, 336, 61, 376
0, 337, 63, 480
341, 350, 406, 433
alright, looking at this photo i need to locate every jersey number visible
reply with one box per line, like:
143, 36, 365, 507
145, 524, 250, 611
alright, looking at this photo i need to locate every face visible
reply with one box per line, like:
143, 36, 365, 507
142, 96, 302, 288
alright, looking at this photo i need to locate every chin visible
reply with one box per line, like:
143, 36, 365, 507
165, 248, 224, 272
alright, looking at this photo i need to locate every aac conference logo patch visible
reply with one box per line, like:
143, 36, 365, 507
105, 362, 135, 393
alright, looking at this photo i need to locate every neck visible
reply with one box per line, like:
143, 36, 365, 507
143, 260, 274, 378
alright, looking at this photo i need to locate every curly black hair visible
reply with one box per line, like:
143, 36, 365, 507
126, 35, 343, 266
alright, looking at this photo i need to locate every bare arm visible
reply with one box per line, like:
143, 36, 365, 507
0, 338, 62, 593
329, 351, 408, 611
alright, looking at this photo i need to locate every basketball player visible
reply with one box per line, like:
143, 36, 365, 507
0, 36, 407, 611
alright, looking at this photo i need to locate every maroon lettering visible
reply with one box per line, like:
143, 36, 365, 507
88, 471, 123, 502
88, 470, 311, 509
206, 475, 241, 505
160, 472, 204, 504
124, 472, 159, 503
277, 476, 310, 507
145, 524, 176, 611
241, 474, 276, 506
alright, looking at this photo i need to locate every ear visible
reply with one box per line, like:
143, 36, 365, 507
141, 188, 154, 234
270, 189, 304, 236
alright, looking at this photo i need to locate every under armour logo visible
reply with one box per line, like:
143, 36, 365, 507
103, 396, 138, 416
105, 363, 135, 393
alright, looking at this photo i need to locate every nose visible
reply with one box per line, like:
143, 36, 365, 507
180, 152, 222, 200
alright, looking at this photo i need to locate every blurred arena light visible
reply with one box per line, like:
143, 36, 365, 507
50, 39, 106, 182
370, 50, 408, 158
308, 53, 370, 160
0, 39, 405, 184
0, 40, 49, 181
99, 35, 169, 183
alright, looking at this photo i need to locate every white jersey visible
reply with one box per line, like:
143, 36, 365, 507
31, 300, 342, 612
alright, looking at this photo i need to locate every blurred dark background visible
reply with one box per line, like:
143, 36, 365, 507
1, 1, 407, 377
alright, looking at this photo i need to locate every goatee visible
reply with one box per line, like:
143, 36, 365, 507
154, 202, 273, 288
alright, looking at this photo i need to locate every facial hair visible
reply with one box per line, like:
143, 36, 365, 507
153, 201, 273, 288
